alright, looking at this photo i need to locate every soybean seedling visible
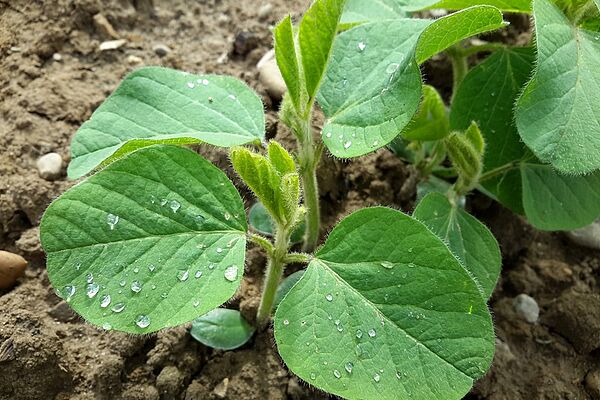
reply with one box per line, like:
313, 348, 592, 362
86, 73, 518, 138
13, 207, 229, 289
37, 0, 555, 399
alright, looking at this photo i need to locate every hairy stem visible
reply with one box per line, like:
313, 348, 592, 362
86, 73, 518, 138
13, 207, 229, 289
256, 224, 291, 328
479, 162, 520, 182
446, 45, 469, 99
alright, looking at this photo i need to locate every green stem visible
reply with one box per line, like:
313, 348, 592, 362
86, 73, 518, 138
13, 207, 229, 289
284, 252, 311, 264
479, 162, 520, 182
460, 43, 505, 57
446, 45, 469, 99
256, 225, 290, 329
248, 233, 275, 257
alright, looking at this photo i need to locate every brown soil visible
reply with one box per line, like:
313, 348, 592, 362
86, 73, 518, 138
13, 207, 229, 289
1, 1, 599, 399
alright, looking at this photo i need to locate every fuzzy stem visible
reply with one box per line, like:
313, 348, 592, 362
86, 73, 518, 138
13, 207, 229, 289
446, 45, 469, 99
256, 224, 291, 328
479, 162, 520, 182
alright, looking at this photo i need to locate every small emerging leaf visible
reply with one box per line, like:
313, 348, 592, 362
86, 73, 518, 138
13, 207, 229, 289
191, 308, 255, 350
413, 192, 501, 299
402, 85, 449, 141
268, 141, 296, 175
40, 145, 247, 334
275, 207, 495, 400
274, 16, 302, 111
68, 67, 265, 179
516, 0, 600, 174
248, 202, 306, 244
445, 126, 483, 194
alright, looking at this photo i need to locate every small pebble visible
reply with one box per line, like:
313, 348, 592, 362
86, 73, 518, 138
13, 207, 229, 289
153, 43, 171, 57
233, 31, 258, 56
213, 377, 229, 398
93, 13, 120, 39
257, 50, 286, 101
566, 219, 600, 250
0, 250, 28, 289
52, 53, 62, 62
36, 152, 63, 180
127, 54, 143, 65
513, 294, 539, 324
258, 3, 274, 19
99, 39, 127, 51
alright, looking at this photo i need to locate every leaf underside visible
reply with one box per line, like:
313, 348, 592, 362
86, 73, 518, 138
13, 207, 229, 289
275, 207, 494, 400
413, 193, 501, 299
41, 145, 247, 334
68, 67, 265, 179
516, 0, 600, 175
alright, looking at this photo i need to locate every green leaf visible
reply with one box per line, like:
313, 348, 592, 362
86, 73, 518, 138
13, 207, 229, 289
274, 16, 302, 111
402, 85, 449, 141
413, 193, 501, 299
450, 48, 535, 213
68, 67, 265, 179
516, 0, 600, 175
415, 5, 507, 64
275, 207, 495, 400
299, 0, 347, 101
248, 202, 306, 244
273, 270, 305, 312
268, 141, 296, 175
319, 7, 506, 158
191, 308, 255, 350
425, 0, 531, 12
521, 162, 600, 230
445, 127, 483, 194
341, 0, 408, 25
40, 145, 247, 334
318, 18, 430, 158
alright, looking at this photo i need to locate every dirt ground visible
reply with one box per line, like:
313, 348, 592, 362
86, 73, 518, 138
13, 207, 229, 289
1, 1, 600, 399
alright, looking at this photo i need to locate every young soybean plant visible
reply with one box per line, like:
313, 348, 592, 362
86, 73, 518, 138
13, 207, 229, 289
39, 0, 514, 399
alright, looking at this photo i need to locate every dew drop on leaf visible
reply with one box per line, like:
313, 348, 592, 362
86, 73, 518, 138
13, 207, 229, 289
135, 315, 151, 329
106, 213, 119, 230
102, 322, 112, 331
194, 270, 203, 279
326, 294, 333, 302
310, 373, 316, 380
100, 294, 111, 308
86, 273, 94, 283
130, 280, 142, 293
386, 63, 400, 74
333, 369, 341, 379
373, 373, 381, 382
283, 319, 290, 326
187, 82, 195, 89
356, 329, 363, 339
148, 264, 156, 273
193, 300, 200, 308
358, 41, 366, 51
344, 141, 352, 149
177, 270, 189, 282
63, 285, 76, 302
86, 283, 100, 298
368, 328, 376, 338
111, 303, 125, 313
380, 261, 394, 269
345, 362, 353, 374
224, 265, 238, 282
169, 200, 181, 213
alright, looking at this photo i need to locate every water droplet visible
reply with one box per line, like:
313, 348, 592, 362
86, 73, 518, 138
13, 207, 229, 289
74, 262, 81, 271
368, 328, 376, 338
228, 94, 236, 100
395, 371, 403, 379
100, 294, 111, 308
310, 372, 316, 380
356, 329, 363, 339
216, 247, 223, 254
63, 285, 76, 302
119, 279, 126, 287
160, 198, 168, 206
133, 267, 139, 273
202, 79, 209, 85
337, 325, 344, 332
208, 97, 214, 103
195, 270, 203, 279
333, 369, 341, 379
86, 283, 100, 298
283, 319, 290, 326
193, 300, 200, 307
372, 140, 379, 147
380, 261, 394, 269
102, 322, 112, 331
326, 294, 333, 302
373, 373, 381, 382
195, 215, 205, 225
169, 200, 181, 213
334, 319, 340, 326
161, 292, 168, 299
177, 270, 189, 282
187, 82, 195, 89
148, 264, 156, 273
111, 303, 126, 313
345, 362, 353, 374
135, 315, 151, 329
131, 280, 142, 293
224, 212, 231, 220
386, 63, 400, 74
408, 262, 416, 268
325, 132, 332, 138
107, 213, 119, 230
224, 265, 238, 282
343, 141, 352, 149
358, 41, 366, 51
208, 264, 215, 270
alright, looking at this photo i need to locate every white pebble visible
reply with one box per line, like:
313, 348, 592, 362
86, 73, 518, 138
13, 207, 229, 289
36, 153, 63, 180
513, 294, 539, 323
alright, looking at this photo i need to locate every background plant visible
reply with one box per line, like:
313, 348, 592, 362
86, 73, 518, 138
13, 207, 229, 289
38, 0, 600, 399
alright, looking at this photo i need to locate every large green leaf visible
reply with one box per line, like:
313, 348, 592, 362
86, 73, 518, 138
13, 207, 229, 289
319, 7, 506, 158
516, 0, 600, 175
318, 19, 430, 158
40, 145, 247, 334
340, 0, 441, 24
521, 162, 600, 230
275, 207, 494, 400
425, 0, 531, 12
451, 48, 535, 213
413, 193, 501, 299
299, 0, 347, 101
415, 6, 507, 64
191, 309, 255, 350
68, 67, 265, 179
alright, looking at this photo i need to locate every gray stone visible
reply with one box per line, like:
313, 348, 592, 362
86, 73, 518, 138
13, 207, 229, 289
153, 44, 171, 57
513, 294, 539, 324
257, 50, 286, 101
36, 152, 62, 180
566, 219, 600, 250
